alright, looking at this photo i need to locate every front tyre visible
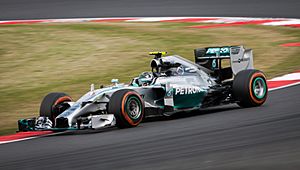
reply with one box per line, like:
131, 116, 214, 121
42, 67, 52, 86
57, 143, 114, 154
39, 92, 72, 122
233, 69, 268, 107
108, 89, 144, 128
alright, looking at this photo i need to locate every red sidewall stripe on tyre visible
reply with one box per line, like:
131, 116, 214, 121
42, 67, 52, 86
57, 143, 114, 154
54, 96, 72, 105
248, 72, 267, 104
121, 91, 144, 126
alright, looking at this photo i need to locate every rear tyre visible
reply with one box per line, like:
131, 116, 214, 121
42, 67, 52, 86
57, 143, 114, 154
233, 69, 268, 107
39, 92, 72, 122
108, 89, 144, 128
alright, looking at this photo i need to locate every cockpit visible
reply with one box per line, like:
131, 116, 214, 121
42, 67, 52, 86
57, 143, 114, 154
131, 52, 213, 87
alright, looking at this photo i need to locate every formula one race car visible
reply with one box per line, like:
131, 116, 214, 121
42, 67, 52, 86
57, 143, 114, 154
18, 45, 268, 131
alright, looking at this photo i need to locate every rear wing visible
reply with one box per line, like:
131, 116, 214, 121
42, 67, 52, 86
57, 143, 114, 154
194, 45, 254, 75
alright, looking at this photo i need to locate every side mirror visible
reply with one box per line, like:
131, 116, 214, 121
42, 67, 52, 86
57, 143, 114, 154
111, 79, 119, 85
90, 83, 95, 95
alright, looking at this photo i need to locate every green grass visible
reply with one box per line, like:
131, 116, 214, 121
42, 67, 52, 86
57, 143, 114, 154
0, 22, 299, 135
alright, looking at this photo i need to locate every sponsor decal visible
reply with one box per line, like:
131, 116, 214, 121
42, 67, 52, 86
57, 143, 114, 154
212, 59, 217, 69
166, 89, 173, 97
231, 47, 240, 54
232, 57, 250, 63
175, 86, 203, 95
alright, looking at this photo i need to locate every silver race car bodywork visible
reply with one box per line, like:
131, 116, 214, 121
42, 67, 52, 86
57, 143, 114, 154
18, 45, 268, 131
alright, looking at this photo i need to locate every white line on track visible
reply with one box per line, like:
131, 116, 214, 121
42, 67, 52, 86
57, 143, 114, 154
0, 17, 300, 27
268, 81, 300, 91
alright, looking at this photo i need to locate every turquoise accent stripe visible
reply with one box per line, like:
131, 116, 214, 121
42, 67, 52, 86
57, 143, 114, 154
253, 77, 266, 99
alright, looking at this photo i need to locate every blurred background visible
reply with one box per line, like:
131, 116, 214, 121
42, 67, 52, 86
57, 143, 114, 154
0, 1, 299, 169
0, 0, 299, 20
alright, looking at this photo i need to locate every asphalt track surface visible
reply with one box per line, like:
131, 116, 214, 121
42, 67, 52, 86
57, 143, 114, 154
0, 85, 299, 170
0, 0, 299, 20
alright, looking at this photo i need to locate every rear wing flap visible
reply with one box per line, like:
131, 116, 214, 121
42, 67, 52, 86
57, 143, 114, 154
194, 45, 254, 75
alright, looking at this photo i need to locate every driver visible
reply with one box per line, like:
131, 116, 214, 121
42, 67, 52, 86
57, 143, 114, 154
138, 72, 154, 86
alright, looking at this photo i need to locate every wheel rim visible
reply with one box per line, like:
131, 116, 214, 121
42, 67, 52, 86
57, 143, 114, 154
126, 96, 142, 120
252, 77, 266, 99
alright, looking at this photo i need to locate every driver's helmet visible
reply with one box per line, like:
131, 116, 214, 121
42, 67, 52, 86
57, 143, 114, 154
138, 72, 154, 86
